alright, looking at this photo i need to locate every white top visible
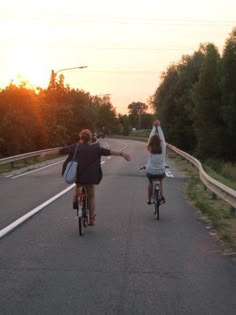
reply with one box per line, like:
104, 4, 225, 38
146, 126, 166, 175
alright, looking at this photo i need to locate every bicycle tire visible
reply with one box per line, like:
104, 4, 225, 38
78, 216, 84, 235
82, 187, 88, 228
154, 190, 160, 220
83, 208, 88, 228
155, 201, 160, 220
77, 200, 84, 236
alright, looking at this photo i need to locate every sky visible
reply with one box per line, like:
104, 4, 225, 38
0, 0, 236, 114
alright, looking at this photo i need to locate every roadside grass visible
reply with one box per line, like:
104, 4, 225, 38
0, 164, 12, 174
203, 160, 236, 190
168, 150, 236, 254
0, 157, 44, 175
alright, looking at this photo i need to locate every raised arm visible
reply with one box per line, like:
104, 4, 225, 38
157, 125, 166, 157
148, 123, 159, 141
156, 125, 166, 145
148, 119, 161, 141
148, 120, 166, 158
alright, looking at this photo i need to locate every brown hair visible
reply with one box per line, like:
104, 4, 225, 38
79, 129, 92, 144
147, 134, 162, 154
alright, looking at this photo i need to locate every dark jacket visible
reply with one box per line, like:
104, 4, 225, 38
60, 143, 110, 185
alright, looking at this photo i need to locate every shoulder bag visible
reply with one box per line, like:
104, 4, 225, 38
63, 144, 79, 184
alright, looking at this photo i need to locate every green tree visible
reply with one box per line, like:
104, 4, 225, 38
97, 97, 118, 135
192, 43, 223, 158
0, 82, 41, 156
127, 101, 148, 129
118, 114, 130, 135
220, 27, 236, 161
153, 50, 204, 152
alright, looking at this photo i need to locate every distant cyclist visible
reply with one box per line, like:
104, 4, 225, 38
40, 129, 131, 226
146, 120, 166, 204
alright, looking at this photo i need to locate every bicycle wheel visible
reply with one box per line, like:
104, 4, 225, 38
82, 187, 88, 228
78, 206, 84, 236
82, 206, 88, 228
79, 217, 84, 235
154, 191, 160, 220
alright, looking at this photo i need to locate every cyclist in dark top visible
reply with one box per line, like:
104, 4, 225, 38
40, 129, 131, 226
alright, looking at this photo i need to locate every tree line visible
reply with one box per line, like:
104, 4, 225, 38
0, 81, 119, 157
0, 74, 153, 157
153, 27, 236, 162
1, 27, 235, 161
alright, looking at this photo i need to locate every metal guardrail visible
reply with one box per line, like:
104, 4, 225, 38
0, 147, 61, 165
1, 142, 235, 211
167, 143, 236, 210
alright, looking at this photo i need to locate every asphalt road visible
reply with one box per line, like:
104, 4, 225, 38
0, 138, 236, 315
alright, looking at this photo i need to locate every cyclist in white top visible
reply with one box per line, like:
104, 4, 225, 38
146, 120, 166, 204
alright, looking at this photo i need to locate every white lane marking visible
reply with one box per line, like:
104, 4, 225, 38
1, 159, 107, 239
11, 160, 65, 179
1, 146, 129, 238
0, 184, 75, 239
165, 169, 174, 177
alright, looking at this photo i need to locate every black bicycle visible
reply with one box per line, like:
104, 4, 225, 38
76, 186, 89, 236
140, 166, 167, 220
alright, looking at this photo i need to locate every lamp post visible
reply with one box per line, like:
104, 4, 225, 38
48, 65, 87, 129
49, 65, 88, 88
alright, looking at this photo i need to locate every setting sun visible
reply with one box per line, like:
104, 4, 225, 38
8, 47, 49, 88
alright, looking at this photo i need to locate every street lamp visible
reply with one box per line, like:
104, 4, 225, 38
48, 65, 87, 128
49, 65, 88, 87
55, 66, 88, 75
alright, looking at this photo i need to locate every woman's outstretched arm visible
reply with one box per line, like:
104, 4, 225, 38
110, 150, 131, 161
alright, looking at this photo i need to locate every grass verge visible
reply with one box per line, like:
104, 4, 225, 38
168, 150, 236, 255
203, 161, 236, 190
0, 157, 41, 175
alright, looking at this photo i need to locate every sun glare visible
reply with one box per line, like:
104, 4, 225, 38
8, 47, 49, 88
